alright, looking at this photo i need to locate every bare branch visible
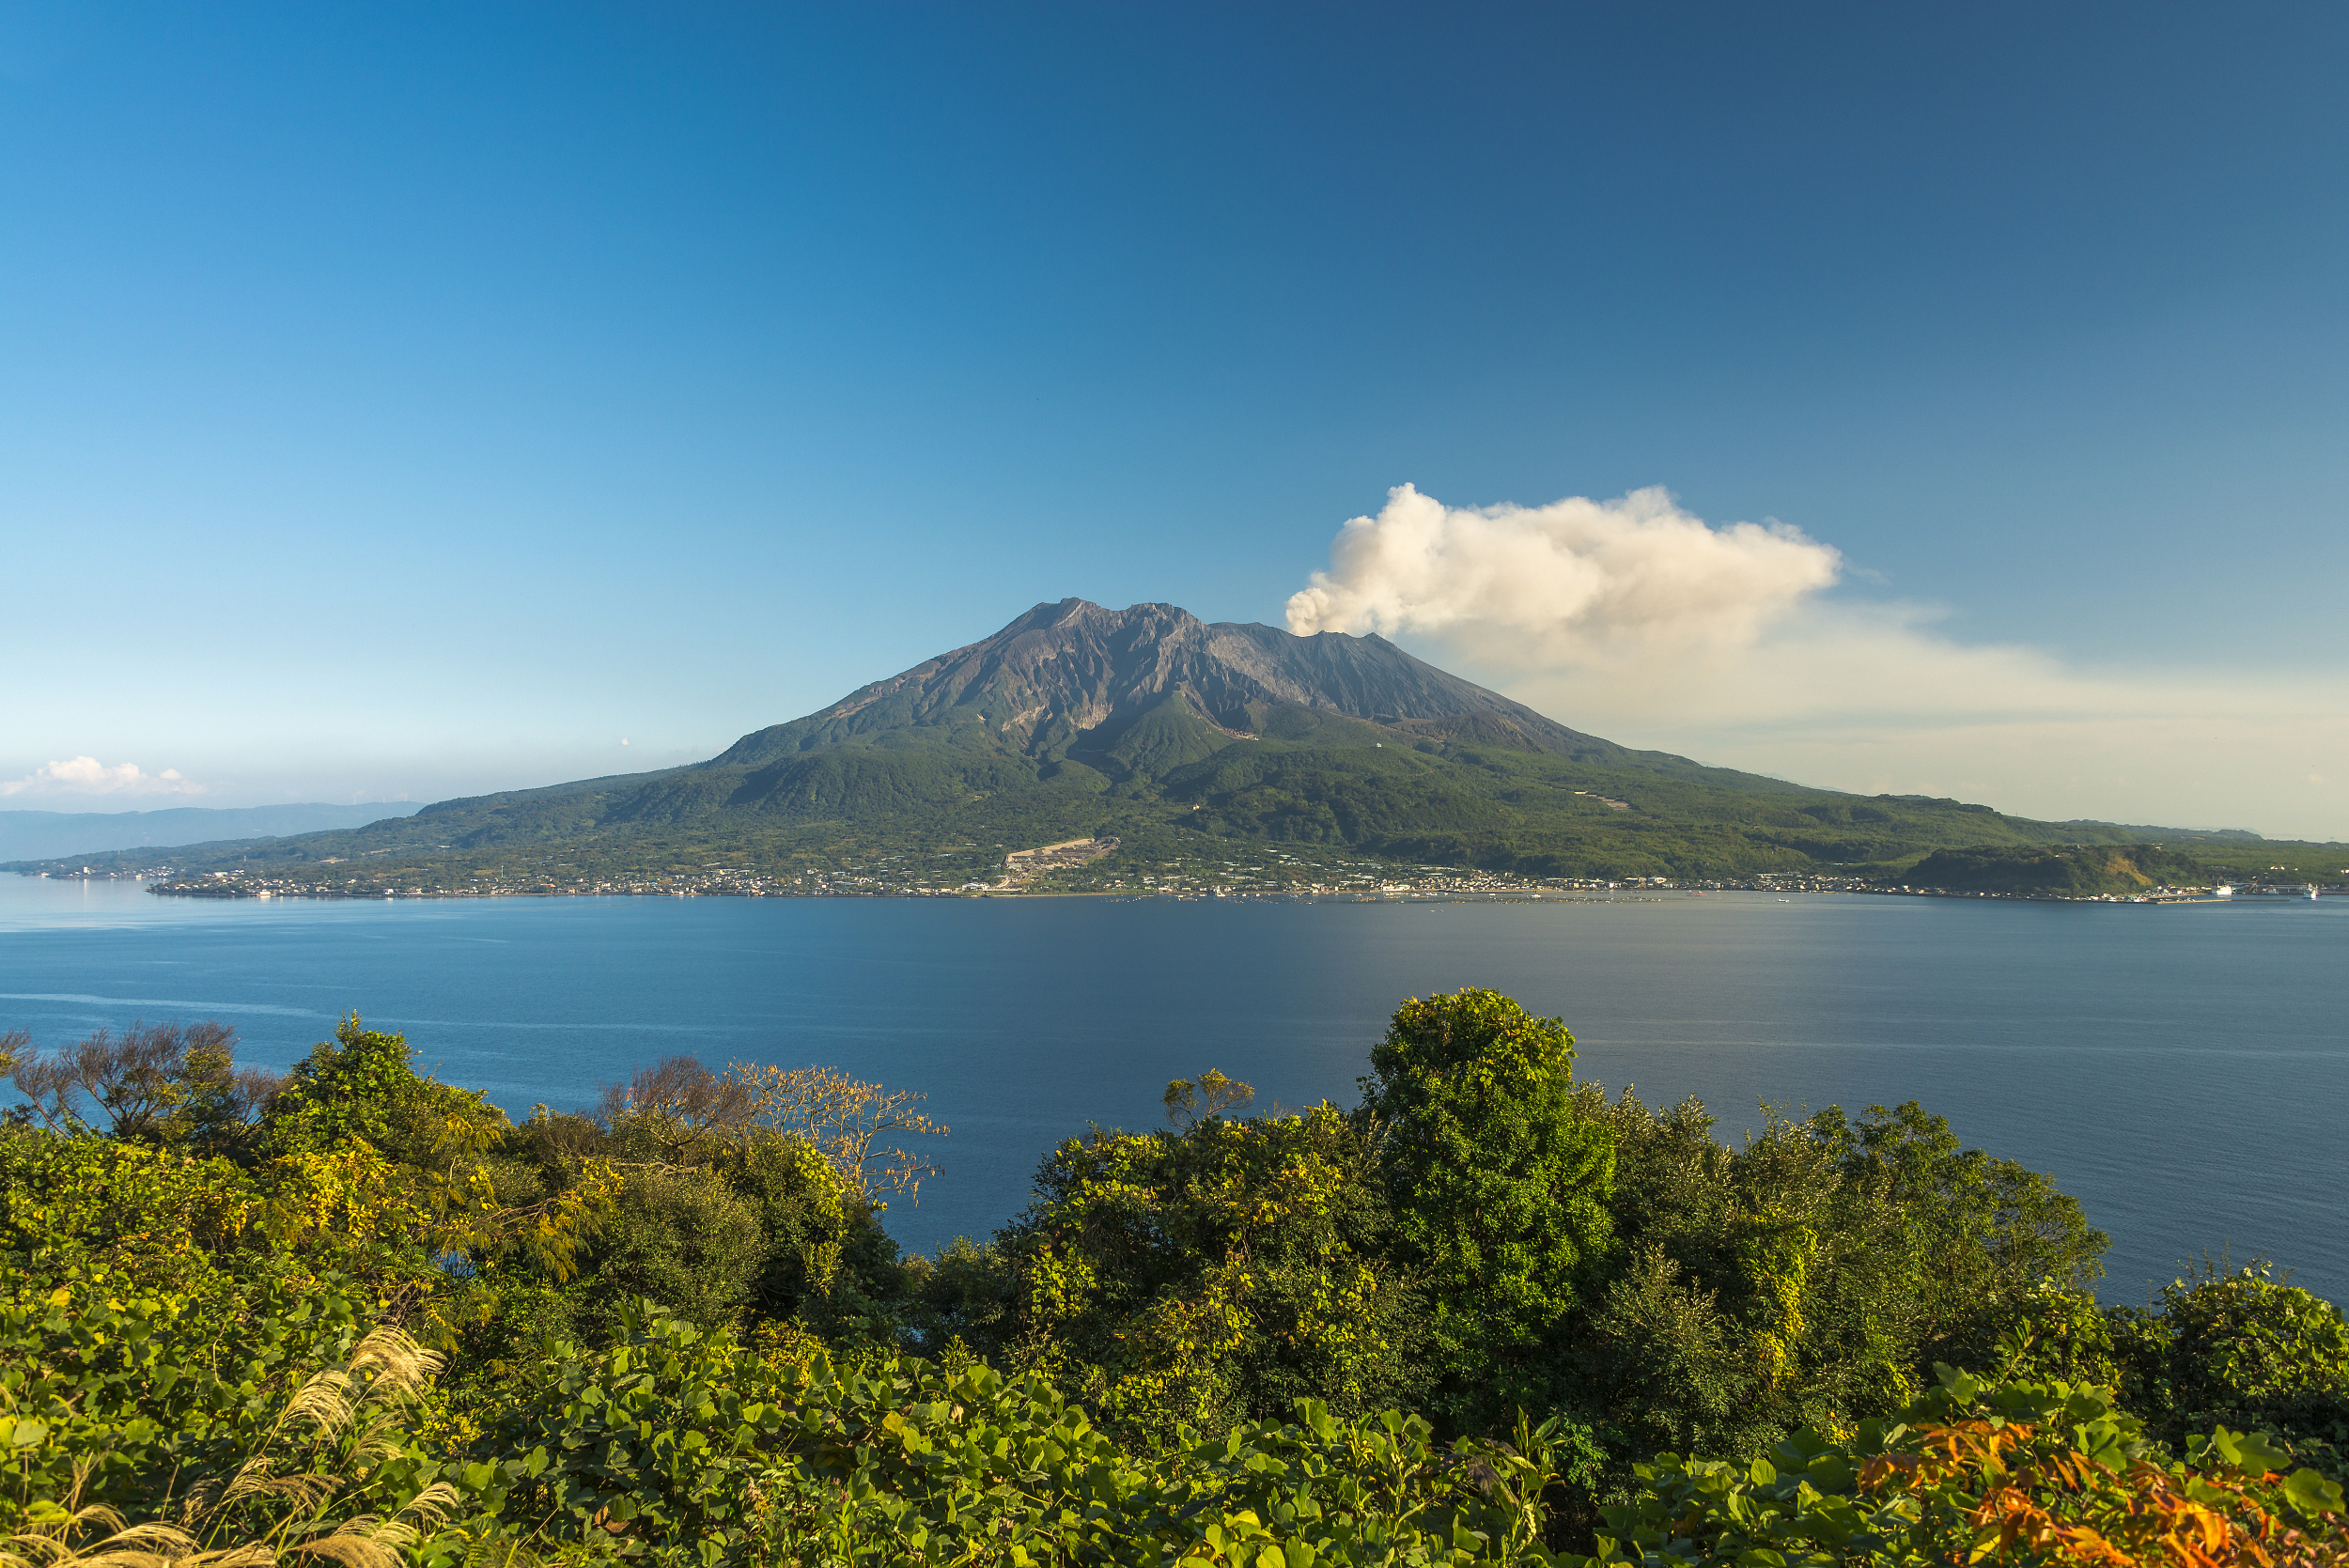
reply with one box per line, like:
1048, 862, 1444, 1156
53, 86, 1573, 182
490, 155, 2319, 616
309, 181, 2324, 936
726, 1063, 947, 1210
1165, 1067, 1254, 1128
6, 1019, 269, 1143
9, 1044, 86, 1130
596, 1054, 762, 1162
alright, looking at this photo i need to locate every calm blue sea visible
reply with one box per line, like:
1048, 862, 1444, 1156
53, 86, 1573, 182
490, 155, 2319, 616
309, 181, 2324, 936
3, 876, 2341, 1305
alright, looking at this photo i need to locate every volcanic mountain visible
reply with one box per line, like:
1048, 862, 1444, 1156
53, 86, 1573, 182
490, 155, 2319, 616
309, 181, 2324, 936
18, 598, 2222, 884
716, 598, 1722, 774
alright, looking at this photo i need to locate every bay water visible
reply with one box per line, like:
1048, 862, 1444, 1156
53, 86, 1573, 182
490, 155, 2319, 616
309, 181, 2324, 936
2, 875, 2341, 1305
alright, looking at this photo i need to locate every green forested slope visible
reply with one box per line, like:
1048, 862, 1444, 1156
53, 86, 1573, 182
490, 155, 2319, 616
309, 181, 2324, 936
8, 704, 2287, 891
9, 601, 2322, 892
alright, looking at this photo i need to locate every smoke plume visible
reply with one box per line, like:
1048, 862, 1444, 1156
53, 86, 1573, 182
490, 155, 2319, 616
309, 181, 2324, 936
1284, 483, 1841, 663
1283, 484, 2347, 839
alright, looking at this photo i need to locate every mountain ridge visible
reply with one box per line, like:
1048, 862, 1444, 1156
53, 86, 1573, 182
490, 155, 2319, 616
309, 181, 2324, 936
8, 598, 2315, 890
0, 801, 422, 863
721, 598, 1618, 764
708, 598, 1805, 794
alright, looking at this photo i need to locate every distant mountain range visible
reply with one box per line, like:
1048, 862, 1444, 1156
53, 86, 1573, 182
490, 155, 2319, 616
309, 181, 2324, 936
0, 802, 421, 863
8, 600, 2313, 893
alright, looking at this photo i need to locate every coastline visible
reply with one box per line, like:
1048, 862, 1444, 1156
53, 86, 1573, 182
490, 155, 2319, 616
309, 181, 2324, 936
12, 868, 2330, 907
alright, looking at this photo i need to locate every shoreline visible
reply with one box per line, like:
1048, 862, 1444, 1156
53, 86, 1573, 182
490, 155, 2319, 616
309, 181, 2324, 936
13, 870, 2332, 907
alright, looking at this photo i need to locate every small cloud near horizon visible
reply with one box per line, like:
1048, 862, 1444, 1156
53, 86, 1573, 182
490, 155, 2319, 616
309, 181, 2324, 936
1287, 484, 2348, 840
0, 755, 205, 801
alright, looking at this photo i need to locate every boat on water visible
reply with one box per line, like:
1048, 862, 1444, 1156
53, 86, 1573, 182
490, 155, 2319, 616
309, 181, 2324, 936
2214, 885, 2233, 897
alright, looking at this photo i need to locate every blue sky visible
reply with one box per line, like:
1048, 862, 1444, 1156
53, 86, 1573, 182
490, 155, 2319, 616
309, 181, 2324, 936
6, 3, 2345, 835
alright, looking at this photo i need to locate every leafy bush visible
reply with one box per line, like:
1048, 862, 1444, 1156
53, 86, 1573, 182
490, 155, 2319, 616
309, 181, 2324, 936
993, 1100, 1432, 1440
7, 993, 2348, 1567
1574, 1365, 2347, 1568
485, 1297, 1577, 1566
0, 1128, 264, 1310
8, 1285, 1582, 1567
1577, 1091, 2110, 1466
582, 1165, 769, 1332
0, 1276, 483, 1564
2112, 1264, 2349, 1480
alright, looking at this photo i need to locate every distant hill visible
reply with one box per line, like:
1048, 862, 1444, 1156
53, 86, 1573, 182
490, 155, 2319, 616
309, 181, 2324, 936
8, 600, 2326, 893
1891, 844, 2217, 896
0, 802, 420, 862
2061, 819, 2264, 843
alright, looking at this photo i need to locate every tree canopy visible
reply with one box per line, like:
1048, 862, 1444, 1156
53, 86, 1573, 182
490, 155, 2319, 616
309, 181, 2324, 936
3, 991, 2342, 1565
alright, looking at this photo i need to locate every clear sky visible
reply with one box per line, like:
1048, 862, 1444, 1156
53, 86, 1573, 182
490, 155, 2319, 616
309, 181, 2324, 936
6, 3, 2345, 837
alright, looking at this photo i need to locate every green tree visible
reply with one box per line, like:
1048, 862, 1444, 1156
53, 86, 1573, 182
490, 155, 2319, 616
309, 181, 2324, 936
580, 1167, 768, 1333
1362, 988, 1616, 1426
261, 1013, 430, 1156
544, 1064, 916, 1347
996, 1099, 1429, 1441
1578, 1089, 2109, 1467
2112, 1262, 2349, 1479
159, 1034, 280, 1159
1163, 1067, 1254, 1126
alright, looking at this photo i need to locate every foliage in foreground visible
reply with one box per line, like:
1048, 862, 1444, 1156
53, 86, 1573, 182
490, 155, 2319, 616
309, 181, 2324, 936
5, 991, 2349, 1565
5, 1280, 1571, 1566
1575, 1365, 2346, 1568
980, 992, 2119, 1482
9, 1283, 2343, 1567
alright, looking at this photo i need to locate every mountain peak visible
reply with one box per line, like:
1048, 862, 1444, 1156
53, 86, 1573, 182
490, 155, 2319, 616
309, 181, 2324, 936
998, 598, 1202, 636
714, 598, 1622, 770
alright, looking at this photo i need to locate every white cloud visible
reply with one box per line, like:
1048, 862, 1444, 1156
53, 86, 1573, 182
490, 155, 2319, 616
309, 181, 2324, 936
1289, 486, 2349, 841
0, 756, 204, 800
1285, 483, 1842, 662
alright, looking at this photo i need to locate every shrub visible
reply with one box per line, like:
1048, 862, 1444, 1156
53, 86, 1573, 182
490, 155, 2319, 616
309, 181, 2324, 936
0, 1276, 485, 1561
2113, 1263, 2349, 1480
489, 1298, 1578, 1566
1576, 1089, 2109, 1464
999, 1101, 1431, 1440
1575, 1365, 2348, 1568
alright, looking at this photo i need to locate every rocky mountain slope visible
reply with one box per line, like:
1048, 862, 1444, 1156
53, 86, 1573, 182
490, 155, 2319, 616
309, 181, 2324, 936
718, 598, 1674, 769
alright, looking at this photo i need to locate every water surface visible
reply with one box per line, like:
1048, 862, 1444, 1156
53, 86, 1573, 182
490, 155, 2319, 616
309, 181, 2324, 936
3, 876, 2341, 1303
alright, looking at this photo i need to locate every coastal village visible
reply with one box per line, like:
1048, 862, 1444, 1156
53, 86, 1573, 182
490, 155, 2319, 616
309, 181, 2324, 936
34, 846, 2343, 905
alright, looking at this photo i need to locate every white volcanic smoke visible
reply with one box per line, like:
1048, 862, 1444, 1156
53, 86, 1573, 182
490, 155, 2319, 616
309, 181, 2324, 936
1284, 483, 1841, 663
1283, 484, 2348, 838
